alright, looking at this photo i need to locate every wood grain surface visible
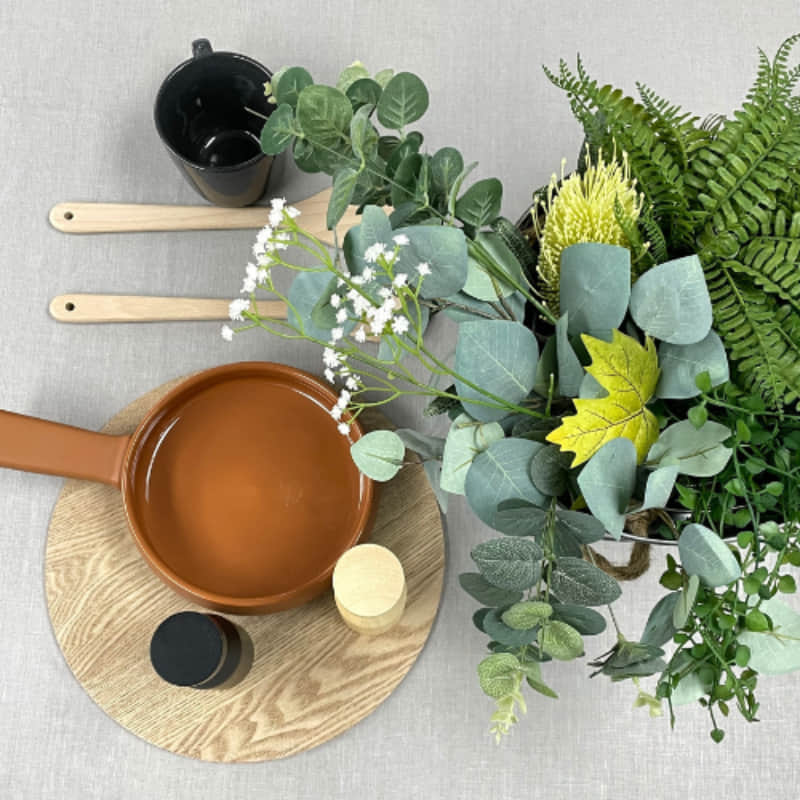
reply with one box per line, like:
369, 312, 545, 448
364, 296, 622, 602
45, 377, 445, 762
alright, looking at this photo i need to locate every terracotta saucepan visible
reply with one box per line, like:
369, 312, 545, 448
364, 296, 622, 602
0, 362, 375, 613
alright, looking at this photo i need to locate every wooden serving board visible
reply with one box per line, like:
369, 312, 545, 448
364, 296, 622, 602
44, 377, 445, 762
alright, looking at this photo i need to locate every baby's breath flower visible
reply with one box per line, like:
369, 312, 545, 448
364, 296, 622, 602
286, 205, 301, 219
364, 242, 388, 263
256, 267, 270, 283
330, 405, 343, 421
221, 324, 234, 342
330, 294, 341, 308
337, 389, 351, 408
345, 376, 359, 391
241, 276, 257, 294
362, 266, 375, 281
324, 368, 336, 383
416, 261, 431, 276
229, 298, 250, 321
378, 287, 393, 300
271, 197, 286, 211
336, 308, 348, 324
331, 327, 344, 342
392, 315, 410, 335
354, 327, 367, 343
392, 233, 410, 246
337, 422, 350, 436
393, 273, 408, 288
323, 347, 341, 368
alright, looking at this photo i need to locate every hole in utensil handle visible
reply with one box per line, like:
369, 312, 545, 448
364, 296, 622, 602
63, 211, 74, 220
65, 302, 75, 311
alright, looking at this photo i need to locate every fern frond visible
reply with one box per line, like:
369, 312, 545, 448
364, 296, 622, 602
707, 265, 800, 407
636, 82, 702, 169
640, 208, 670, 265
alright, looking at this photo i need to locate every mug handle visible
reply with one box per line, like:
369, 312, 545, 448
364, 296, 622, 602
192, 39, 213, 59
0, 410, 130, 488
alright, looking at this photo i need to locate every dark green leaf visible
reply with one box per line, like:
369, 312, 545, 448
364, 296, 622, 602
459, 572, 523, 607
260, 103, 296, 155
550, 603, 607, 635
454, 178, 503, 228
641, 592, 680, 647
471, 536, 543, 591
550, 557, 622, 606
327, 167, 359, 229
483, 609, 540, 647
347, 77, 383, 110
529, 445, 568, 496
272, 66, 314, 108
432, 147, 464, 196
296, 85, 353, 147
377, 72, 429, 128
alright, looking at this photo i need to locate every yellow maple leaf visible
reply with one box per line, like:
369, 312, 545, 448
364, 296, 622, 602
546, 330, 660, 467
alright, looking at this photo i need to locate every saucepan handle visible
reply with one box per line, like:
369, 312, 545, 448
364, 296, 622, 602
0, 410, 131, 488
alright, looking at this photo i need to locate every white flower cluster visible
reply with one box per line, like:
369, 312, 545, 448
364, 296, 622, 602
323, 236, 431, 435
221, 198, 300, 342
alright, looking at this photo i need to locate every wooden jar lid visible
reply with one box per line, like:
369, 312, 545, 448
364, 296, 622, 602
332, 544, 407, 635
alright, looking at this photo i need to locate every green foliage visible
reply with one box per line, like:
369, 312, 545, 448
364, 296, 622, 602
547, 38, 800, 409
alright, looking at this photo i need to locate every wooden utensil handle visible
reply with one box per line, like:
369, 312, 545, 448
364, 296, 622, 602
49, 295, 288, 323
0, 410, 130, 487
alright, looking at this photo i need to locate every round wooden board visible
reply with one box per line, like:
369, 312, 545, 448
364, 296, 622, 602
45, 377, 445, 762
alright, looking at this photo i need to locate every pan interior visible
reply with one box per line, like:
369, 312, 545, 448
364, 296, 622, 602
127, 368, 366, 600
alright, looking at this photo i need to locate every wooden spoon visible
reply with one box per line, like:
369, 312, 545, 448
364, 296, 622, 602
48, 188, 355, 247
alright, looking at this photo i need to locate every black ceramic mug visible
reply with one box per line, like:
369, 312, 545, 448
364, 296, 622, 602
154, 39, 274, 207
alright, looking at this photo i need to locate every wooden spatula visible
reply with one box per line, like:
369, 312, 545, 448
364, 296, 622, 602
48, 188, 355, 247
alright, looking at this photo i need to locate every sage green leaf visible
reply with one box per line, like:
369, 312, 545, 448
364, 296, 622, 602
260, 103, 296, 155
638, 466, 679, 511
336, 61, 370, 93
578, 372, 607, 399
576, 438, 637, 540
550, 557, 622, 606
533, 336, 558, 399
559, 243, 631, 339
350, 430, 405, 482
493, 501, 547, 536
377, 71, 429, 128
350, 104, 378, 163
539, 620, 584, 660
347, 78, 383, 110
670, 671, 710, 706
556, 314, 584, 397
272, 66, 314, 108
502, 601, 553, 630
392, 224, 469, 299
432, 147, 464, 196
440, 413, 504, 495
554, 509, 607, 544
629, 255, 712, 345
523, 661, 559, 699
395, 429, 445, 461
327, 167, 359, 229
296, 85, 353, 147
386, 132, 423, 176
477, 653, 521, 699
441, 290, 526, 324
678, 523, 741, 587
673, 574, 700, 629
471, 536, 543, 591
447, 161, 479, 218
390, 153, 422, 206
529, 445, 568, 496
462, 232, 522, 301
342, 205, 393, 276
287, 270, 336, 339
739, 598, 800, 675
454, 320, 539, 422
473, 607, 491, 633
647, 419, 733, 477
458, 572, 522, 607
422, 459, 448, 514
641, 592, 680, 647
656, 331, 730, 399
455, 178, 503, 228
603, 656, 666, 680
465, 439, 548, 525
483, 609, 540, 647
550, 603, 607, 635
374, 68, 394, 88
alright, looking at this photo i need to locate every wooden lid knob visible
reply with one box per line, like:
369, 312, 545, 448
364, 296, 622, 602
332, 544, 407, 635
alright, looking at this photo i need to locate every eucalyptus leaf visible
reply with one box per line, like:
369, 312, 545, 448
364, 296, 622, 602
641, 592, 680, 647
638, 466, 679, 511
483, 609, 540, 647
673, 574, 700, 629
647, 419, 733, 477
377, 71, 429, 128
458, 572, 522, 607
350, 104, 378, 163
395, 429, 445, 461
550, 603, 607, 635
374, 68, 394, 88
738, 598, 800, 675
465, 439, 548, 525
578, 372, 607, 399
629, 254, 712, 345
539, 620, 584, 660
431, 147, 464, 196
422, 459, 448, 513
390, 153, 422, 206
447, 161, 479, 217
392, 224, 469, 299
656, 331, 730, 399
454, 320, 539, 422
462, 232, 522, 301
550, 557, 622, 606
260, 103, 296, 155
441, 290, 526, 324
287, 270, 337, 339
533, 336, 558, 399
440, 413, 505, 495
477, 653, 521, 699
386, 133, 422, 177
343, 205, 393, 275
327, 167, 359, 229
669, 671, 709, 706
272, 66, 314, 108
336, 61, 370, 93
350, 430, 406, 481
455, 178, 503, 228
347, 78, 383, 110
556, 314, 585, 397
502, 601, 553, 630
493, 501, 547, 537
576, 438, 637, 539
678, 523, 741, 587
559, 243, 631, 339
554, 509, 607, 544
529, 445, 569, 496
296, 84, 353, 147
524, 662, 559, 699
471, 536, 543, 591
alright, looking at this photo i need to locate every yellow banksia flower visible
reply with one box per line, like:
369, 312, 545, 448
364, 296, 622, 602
533, 149, 643, 315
